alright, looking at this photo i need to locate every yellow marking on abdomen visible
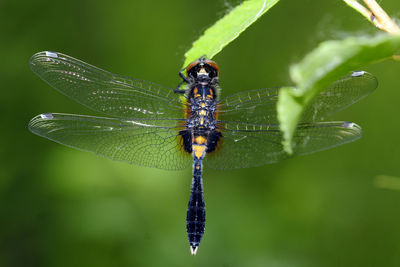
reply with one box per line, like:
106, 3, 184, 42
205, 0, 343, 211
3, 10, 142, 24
193, 145, 206, 159
194, 136, 207, 144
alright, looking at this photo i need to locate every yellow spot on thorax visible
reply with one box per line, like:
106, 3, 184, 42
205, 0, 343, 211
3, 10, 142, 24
193, 87, 201, 98
206, 88, 214, 99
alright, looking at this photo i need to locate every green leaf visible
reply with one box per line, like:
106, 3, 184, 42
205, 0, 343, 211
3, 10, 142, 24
183, 0, 280, 68
278, 33, 400, 154
277, 87, 303, 154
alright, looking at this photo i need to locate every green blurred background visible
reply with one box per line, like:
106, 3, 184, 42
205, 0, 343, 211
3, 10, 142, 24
1, 0, 400, 266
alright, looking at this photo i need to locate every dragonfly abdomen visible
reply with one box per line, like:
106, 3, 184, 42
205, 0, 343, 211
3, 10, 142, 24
186, 157, 205, 255
186, 131, 209, 255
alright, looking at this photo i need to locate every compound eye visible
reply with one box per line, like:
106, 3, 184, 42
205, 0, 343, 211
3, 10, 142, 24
205, 60, 219, 76
186, 60, 200, 77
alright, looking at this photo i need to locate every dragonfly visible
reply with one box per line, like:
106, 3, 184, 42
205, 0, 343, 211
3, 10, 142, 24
28, 51, 377, 255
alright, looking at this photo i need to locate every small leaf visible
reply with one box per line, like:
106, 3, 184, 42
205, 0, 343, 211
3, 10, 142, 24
277, 87, 303, 155
278, 33, 400, 154
375, 175, 400, 191
183, 0, 280, 67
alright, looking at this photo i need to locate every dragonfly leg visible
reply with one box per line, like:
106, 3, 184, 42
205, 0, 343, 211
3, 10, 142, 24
174, 80, 187, 94
174, 71, 190, 94
179, 70, 190, 83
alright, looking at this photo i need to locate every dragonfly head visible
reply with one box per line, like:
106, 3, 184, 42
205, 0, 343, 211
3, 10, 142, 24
186, 58, 219, 80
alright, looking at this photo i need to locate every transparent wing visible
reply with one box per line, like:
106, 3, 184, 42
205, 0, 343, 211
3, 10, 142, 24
217, 87, 280, 124
302, 71, 377, 121
28, 113, 191, 170
204, 121, 361, 170
217, 71, 377, 124
29, 51, 184, 119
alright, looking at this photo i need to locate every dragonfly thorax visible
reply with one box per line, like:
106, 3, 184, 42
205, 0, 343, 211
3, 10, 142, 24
187, 98, 217, 129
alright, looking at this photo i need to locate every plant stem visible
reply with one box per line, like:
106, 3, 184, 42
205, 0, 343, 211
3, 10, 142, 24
343, 0, 375, 22
343, 0, 400, 34
363, 0, 400, 34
